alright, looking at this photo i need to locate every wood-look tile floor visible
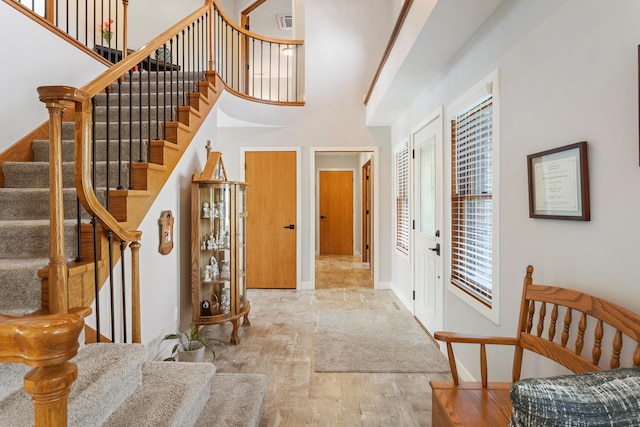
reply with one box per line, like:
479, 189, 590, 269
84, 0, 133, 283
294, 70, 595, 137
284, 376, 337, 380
204, 256, 445, 426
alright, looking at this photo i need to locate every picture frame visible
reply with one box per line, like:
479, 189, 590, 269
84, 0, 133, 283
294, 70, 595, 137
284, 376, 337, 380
527, 141, 590, 221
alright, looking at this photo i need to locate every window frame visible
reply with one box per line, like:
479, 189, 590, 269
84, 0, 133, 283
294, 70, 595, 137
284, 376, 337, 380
394, 141, 410, 259
446, 69, 501, 324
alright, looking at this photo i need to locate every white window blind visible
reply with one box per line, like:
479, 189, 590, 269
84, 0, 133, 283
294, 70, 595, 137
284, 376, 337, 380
395, 147, 409, 255
451, 94, 493, 306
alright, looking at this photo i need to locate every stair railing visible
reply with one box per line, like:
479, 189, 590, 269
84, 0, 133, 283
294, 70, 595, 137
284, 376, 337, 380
38, 2, 213, 346
8, 0, 128, 64
210, 0, 304, 105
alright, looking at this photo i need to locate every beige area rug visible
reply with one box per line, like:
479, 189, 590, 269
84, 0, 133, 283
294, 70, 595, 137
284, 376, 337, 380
315, 308, 451, 373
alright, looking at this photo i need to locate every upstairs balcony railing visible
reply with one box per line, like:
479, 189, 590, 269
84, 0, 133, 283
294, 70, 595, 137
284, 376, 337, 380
211, 1, 304, 105
9, 0, 304, 105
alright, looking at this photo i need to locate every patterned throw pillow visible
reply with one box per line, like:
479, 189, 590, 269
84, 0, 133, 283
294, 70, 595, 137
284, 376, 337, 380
509, 368, 640, 426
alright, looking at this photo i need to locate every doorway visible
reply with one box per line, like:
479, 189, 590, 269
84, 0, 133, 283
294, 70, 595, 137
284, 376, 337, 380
412, 109, 444, 332
243, 149, 300, 288
319, 170, 353, 255
311, 148, 378, 289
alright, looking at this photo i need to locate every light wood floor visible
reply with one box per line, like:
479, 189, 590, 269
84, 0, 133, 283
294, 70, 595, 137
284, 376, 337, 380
205, 256, 445, 426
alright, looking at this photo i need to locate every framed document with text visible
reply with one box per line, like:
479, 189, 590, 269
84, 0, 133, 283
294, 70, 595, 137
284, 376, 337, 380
527, 141, 590, 221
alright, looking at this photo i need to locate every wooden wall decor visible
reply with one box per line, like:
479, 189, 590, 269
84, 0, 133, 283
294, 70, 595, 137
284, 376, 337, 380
158, 210, 174, 255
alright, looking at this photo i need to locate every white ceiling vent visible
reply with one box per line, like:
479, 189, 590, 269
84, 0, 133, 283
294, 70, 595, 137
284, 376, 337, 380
277, 14, 293, 30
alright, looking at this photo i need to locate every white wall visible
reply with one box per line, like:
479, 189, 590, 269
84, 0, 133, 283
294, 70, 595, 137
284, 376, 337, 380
390, 0, 640, 381
0, 3, 106, 149
128, 0, 396, 355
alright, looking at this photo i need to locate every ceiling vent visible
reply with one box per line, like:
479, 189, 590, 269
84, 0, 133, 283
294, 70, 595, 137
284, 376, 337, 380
277, 14, 293, 30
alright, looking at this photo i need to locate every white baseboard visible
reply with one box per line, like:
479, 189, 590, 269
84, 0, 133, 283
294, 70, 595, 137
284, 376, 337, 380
298, 281, 313, 290
375, 280, 392, 290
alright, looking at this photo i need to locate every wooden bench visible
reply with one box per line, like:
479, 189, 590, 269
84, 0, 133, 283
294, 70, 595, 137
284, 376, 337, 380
430, 265, 640, 426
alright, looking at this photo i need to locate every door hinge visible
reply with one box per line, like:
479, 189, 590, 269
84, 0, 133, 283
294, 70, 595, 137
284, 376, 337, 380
245, 64, 250, 70
366, 209, 369, 215
366, 244, 369, 249
412, 220, 415, 230
412, 149, 415, 159
413, 290, 416, 300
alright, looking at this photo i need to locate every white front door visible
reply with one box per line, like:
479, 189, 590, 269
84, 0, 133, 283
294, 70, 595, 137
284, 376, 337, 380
413, 114, 444, 333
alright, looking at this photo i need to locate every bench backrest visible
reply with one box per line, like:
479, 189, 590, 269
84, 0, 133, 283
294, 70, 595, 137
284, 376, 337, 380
512, 265, 640, 382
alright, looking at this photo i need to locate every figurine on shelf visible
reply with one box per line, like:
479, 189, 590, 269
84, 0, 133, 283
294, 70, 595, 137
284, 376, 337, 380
201, 239, 206, 250
209, 256, 219, 279
212, 203, 220, 218
220, 259, 230, 280
206, 232, 217, 250
203, 265, 212, 282
220, 287, 230, 314
202, 202, 211, 218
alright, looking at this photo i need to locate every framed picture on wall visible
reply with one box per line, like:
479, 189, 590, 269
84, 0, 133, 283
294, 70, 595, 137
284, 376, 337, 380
527, 141, 590, 221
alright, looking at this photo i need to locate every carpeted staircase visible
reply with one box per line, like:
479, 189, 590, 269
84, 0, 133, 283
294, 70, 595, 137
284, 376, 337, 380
0, 71, 268, 426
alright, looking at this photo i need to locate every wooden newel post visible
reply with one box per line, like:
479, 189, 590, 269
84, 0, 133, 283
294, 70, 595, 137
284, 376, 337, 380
24, 364, 78, 427
38, 94, 69, 314
130, 240, 141, 343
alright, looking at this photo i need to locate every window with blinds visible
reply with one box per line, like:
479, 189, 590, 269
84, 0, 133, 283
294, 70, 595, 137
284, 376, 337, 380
451, 94, 493, 306
395, 147, 409, 256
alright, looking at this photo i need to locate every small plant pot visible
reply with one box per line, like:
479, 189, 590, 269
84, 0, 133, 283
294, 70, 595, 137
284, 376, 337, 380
177, 343, 206, 362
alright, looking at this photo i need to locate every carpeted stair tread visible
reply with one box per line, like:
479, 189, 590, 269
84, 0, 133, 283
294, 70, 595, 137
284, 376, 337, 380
0, 363, 31, 402
103, 361, 216, 427
0, 257, 48, 314
194, 373, 269, 427
0, 219, 80, 258
31, 139, 147, 163
0, 188, 81, 220
2, 161, 129, 189
0, 343, 147, 427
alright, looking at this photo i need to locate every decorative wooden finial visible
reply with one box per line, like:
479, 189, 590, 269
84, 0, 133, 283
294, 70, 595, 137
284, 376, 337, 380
205, 139, 212, 154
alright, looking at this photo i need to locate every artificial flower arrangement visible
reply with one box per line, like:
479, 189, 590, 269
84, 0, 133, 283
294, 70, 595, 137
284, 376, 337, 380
102, 18, 114, 44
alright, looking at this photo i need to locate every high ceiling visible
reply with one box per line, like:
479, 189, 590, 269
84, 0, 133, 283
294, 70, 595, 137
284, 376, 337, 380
246, 0, 293, 40
365, 0, 505, 126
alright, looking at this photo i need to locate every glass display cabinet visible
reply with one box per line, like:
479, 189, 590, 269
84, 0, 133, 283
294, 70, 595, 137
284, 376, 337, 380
191, 151, 250, 344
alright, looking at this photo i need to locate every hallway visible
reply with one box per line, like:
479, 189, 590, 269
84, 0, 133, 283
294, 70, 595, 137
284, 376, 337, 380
315, 255, 373, 289
206, 258, 445, 426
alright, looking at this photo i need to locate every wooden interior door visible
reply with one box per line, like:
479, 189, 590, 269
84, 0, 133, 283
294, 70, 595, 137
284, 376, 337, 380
361, 160, 371, 263
245, 151, 296, 288
319, 171, 353, 255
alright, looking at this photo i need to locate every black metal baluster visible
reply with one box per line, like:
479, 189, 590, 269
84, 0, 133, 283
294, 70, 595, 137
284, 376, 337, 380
117, 77, 123, 189
163, 43, 167, 140
138, 64, 143, 161
105, 85, 110, 208
146, 56, 152, 162
155, 52, 160, 140
128, 68, 133, 189
91, 97, 101, 342
75, 197, 83, 262
170, 38, 175, 122
182, 29, 186, 106
267, 42, 273, 100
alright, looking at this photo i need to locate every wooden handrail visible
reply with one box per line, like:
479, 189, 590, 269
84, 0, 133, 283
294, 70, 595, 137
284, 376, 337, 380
37, 86, 141, 244
82, 3, 211, 97
212, 0, 303, 46
364, 0, 414, 105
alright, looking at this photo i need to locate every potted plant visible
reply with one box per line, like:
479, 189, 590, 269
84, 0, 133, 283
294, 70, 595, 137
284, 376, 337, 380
162, 323, 226, 362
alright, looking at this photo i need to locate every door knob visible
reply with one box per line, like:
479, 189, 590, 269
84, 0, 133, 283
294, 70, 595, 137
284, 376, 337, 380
320, 215, 327, 219
284, 224, 295, 229
429, 243, 441, 256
